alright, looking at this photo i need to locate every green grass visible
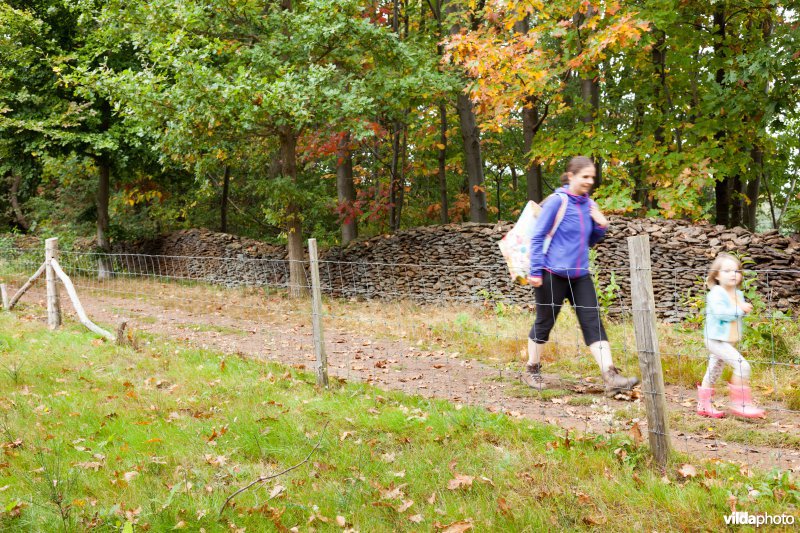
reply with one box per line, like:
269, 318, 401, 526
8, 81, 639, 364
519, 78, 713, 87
0, 314, 797, 531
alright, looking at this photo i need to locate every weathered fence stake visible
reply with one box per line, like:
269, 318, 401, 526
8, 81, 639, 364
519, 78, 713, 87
628, 235, 671, 468
0, 284, 8, 310
308, 238, 329, 388
45, 237, 61, 330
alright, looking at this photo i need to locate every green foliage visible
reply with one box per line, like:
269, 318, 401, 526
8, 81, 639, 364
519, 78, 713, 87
589, 249, 621, 316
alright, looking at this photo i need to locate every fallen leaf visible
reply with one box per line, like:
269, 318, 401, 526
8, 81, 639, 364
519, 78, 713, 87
427, 492, 437, 505
678, 464, 698, 479
497, 497, 511, 516
381, 484, 407, 500
409, 514, 424, 523
396, 499, 414, 513
435, 519, 473, 532
123, 471, 139, 482
629, 422, 644, 444
447, 474, 474, 490
172, 520, 187, 529
269, 484, 286, 499
583, 515, 607, 526
75, 461, 103, 471
575, 491, 592, 505
336, 515, 347, 527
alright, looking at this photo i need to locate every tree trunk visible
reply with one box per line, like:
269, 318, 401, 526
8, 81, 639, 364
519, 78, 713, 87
9, 173, 29, 232
577, 6, 602, 188
279, 127, 307, 298
731, 175, 744, 227
514, 15, 544, 203
96, 155, 114, 280
220, 164, 230, 233
394, 123, 408, 231
95, 99, 114, 280
713, 5, 732, 227
456, 93, 488, 222
744, 149, 761, 231
522, 102, 544, 202
389, 121, 402, 230
438, 101, 449, 224
336, 133, 357, 245
447, 0, 487, 223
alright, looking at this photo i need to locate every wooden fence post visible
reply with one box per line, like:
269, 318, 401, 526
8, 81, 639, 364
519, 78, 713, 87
308, 238, 329, 388
45, 237, 61, 330
627, 235, 671, 467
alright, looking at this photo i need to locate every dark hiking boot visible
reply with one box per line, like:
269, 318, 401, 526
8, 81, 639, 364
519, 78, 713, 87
602, 366, 639, 397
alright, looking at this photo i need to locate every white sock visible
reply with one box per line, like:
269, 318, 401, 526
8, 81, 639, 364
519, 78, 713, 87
589, 341, 614, 373
527, 338, 544, 367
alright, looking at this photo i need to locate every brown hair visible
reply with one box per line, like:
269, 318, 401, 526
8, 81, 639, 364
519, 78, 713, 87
706, 253, 743, 290
560, 156, 595, 185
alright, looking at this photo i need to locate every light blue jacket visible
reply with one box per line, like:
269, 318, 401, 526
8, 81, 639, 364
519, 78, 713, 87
704, 285, 746, 342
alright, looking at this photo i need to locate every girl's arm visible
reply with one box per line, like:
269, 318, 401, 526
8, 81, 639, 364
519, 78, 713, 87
528, 197, 562, 278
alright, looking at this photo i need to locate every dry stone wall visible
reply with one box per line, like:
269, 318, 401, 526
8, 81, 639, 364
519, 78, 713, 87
4, 220, 798, 319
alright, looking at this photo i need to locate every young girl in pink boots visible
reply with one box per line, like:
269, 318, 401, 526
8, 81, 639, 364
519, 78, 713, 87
697, 253, 766, 419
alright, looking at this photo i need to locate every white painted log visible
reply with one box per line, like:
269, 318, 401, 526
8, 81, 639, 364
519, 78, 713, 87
1, 283, 8, 310
51, 259, 115, 342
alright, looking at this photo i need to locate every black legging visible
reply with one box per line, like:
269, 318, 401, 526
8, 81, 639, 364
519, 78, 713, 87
529, 271, 608, 346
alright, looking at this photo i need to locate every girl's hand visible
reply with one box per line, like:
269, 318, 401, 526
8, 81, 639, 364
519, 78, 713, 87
739, 301, 753, 314
527, 276, 543, 288
589, 204, 608, 227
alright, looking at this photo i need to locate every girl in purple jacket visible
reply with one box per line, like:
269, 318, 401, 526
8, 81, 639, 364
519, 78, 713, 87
524, 156, 639, 396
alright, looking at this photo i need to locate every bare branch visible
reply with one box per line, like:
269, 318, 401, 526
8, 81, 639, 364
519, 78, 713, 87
219, 421, 330, 516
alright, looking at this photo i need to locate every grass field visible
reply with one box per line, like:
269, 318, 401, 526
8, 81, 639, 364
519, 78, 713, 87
0, 313, 797, 531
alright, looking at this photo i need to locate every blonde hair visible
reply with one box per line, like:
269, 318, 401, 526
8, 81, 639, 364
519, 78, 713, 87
706, 253, 743, 290
560, 156, 594, 185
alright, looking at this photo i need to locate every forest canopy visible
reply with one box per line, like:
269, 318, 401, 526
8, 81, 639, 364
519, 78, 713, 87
2, 0, 799, 257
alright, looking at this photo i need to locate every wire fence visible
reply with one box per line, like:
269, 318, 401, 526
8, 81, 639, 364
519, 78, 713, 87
0, 239, 798, 473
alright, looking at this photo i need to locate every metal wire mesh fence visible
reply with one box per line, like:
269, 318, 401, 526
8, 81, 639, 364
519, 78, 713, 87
0, 238, 798, 473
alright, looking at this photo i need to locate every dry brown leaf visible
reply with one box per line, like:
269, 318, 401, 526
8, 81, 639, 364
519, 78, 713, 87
497, 497, 511, 516
583, 515, 607, 526
269, 484, 286, 499
335, 515, 347, 527
409, 514, 424, 523
447, 474, 475, 490
122, 471, 138, 482
435, 519, 473, 532
575, 491, 592, 505
396, 499, 414, 513
381, 484, 407, 500
427, 492, 437, 505
75, 461, 103, 471
678, 464, 698, 479
629, 421, 644, 444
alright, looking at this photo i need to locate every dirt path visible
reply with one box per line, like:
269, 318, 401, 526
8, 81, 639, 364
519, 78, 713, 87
31, 291, 800, 472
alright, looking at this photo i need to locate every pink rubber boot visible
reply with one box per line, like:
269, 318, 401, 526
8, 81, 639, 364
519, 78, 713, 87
696, 386, 725, 418
728, 384, 766, 419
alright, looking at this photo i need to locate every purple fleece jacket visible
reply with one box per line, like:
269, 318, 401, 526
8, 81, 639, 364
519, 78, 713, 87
528, 186, 608, 279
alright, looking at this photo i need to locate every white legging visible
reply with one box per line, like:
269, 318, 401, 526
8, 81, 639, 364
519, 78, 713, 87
701, 339, 752, 387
